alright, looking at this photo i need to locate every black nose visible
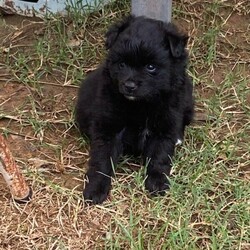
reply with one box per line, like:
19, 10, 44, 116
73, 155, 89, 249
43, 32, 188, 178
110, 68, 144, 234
124, 81, 137, 93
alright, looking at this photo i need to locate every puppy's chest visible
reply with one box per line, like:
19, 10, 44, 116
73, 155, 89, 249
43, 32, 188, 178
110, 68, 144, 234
138, 123, 151, 150
122, 107, 166, 152
122, 105, 165, 148
128, 116, 152, 148
125, 107, 161, 130
122, 119, 151, 153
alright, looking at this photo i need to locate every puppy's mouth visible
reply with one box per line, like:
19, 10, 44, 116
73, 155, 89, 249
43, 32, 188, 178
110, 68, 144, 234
124, 95, 137, 101
120, 81, 138, 101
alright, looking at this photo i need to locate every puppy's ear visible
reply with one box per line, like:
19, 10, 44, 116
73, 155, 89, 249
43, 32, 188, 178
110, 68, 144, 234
164, 24, 189, 58
105, 15, 134, 49
168, 34, 188, 58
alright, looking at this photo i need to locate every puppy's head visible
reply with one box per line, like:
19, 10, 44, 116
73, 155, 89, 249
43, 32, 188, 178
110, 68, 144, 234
105, 16, 189, 101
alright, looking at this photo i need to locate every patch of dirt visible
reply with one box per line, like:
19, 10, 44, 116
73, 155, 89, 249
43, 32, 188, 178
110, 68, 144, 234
0, 14, 43, 45
0, 82, 29, 110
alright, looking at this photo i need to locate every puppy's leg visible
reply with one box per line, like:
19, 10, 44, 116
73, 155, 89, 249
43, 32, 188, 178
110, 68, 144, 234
143, 136, 175, 195
84, 131, 123, 204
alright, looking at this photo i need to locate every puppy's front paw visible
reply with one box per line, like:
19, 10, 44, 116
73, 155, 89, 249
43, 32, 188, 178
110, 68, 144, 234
83, 175, 111, 204
145, 172, 170, 196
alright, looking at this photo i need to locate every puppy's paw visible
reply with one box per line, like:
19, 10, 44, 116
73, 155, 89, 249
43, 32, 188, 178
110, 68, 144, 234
145, 172, 170, 196
83, 175, 111, 205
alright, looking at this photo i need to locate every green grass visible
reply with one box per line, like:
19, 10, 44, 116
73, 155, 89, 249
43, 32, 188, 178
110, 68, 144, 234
104, 115, 249, 249
0, 0, 249, 249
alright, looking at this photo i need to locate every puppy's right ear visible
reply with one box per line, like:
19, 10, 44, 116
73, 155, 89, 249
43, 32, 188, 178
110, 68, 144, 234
105, 15, 134, 49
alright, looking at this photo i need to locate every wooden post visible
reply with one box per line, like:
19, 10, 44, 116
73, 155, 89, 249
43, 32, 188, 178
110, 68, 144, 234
132, 0, 172, 22
0, 134, 32, 203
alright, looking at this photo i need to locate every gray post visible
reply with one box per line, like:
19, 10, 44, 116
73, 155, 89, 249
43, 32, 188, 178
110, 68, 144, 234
132, 0, 172, 23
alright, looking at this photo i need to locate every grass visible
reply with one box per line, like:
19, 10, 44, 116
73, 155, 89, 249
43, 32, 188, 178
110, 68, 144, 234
0, 0, 249, 249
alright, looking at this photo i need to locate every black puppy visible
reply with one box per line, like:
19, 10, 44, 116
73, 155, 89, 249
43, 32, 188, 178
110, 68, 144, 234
76, 16, 194, 204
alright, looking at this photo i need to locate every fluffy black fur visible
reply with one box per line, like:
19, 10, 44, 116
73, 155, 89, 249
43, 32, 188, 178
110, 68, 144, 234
76, 16, 194, 204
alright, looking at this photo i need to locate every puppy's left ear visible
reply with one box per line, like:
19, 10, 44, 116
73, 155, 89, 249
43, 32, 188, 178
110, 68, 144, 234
164, 24, 189, 58
168, 34, 189, 58
105, 15, 135, 49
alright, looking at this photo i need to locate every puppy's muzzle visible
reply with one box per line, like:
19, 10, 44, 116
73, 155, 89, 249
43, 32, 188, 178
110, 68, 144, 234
123, 81, 137, 94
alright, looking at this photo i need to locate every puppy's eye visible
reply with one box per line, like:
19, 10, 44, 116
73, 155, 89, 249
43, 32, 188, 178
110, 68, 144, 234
146, 64, 156, 73
119, 62, 126, 69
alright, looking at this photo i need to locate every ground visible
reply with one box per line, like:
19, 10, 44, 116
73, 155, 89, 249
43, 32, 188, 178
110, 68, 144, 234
0, 0, 249, 249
